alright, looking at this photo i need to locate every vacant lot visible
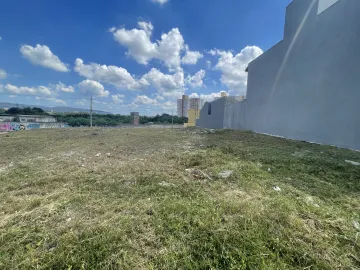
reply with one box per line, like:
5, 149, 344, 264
0, 127, 359, 269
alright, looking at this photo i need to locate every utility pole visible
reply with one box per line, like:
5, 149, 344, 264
90, 96, 93, 128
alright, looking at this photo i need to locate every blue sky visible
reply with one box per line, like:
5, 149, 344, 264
0, 0, 291, 115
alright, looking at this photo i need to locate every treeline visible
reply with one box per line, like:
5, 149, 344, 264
1, 107, 188, 126
3, 107, 47, 115
54, 113, 188, 127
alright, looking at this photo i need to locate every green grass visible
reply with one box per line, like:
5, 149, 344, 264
0, 127, 359, 269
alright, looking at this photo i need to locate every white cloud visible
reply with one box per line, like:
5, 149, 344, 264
20, 44, 69, 72
52, 82, 74, 93
181, 45, 203, 65
214, 46, 263, 95
186, 69, 206, 88
208, 49, 219, 56
78, 80, 109, 97
206, 60, 211, 68
93, 100, 109, 105
111, 22, 184, 70
143, 68, 185, 95
0, 69, 7, 79
155, 94, 165, 101
150, 0, 169, 5
134, 95, 158, 105
188, 91, 228, 102
138, 21, 154, 36
0, 84, 52, 96
189, 93, 199, 98
112, 94, 125, 104
40, 97, 67, 106
74, 58, 149, 90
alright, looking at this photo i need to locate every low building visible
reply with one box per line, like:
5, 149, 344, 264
18, 115, 56, 123
0, 114, 56, 123
0, 115, 15, 122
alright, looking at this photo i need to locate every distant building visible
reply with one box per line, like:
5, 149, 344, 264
130, 112, 140, 125
177, 95, 189, 117
189, 98, 204, 111
184, 108, 201, 127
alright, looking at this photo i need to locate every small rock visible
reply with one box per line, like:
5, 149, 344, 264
66, 218, 72, 222
95, 153, 101, 157
345, 160, 360, 166
146, 208, 154, 216
106, 153, 111, 156
273, 186, 281, 192
354, 221, 360, 230
81, 164, 85, 167
218, 170, 233, 179
305, 196, 320, 208
268, 168, 272, 172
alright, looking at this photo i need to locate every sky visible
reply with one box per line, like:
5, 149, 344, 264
0, 0, 292, 115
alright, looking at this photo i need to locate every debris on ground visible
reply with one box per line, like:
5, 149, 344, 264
345, 160, 360, 166
186, 168, 212, 181
305, 196, 320, 208
268, 168, 272, 172
354, 221, 360, 230
273, 186, 281, 192
218, 170, 233, 179
95, 153, 101, 157
106, 153, 111, 156
158, 181, 174, 187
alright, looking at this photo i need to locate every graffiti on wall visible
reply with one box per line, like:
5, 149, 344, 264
0, 122, 68, 131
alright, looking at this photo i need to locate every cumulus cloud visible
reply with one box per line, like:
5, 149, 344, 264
143, 68, 185, 96
112, 94, 125, 104
186, 69, 206, 88
206, 60, 211, 68
138, 21, 154, 36
78, 80, 109, 97
20, 44, 69, 72
188, 91, 228, 102
74, 58, 149, 90
0, 83, 52, 96
214, 46, 263, 95
189, 93, 199, 98
52, 82, 74, 93
134, 95, 158, 105
110, 22, 184, 70
0, 69, 7, 79
150, 0, 169, 5
181, 45, 203, 65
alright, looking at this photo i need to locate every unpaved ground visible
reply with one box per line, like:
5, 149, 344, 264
0, 127, 359, 269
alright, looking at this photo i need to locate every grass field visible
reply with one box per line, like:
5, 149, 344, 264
0, 127, 359, 269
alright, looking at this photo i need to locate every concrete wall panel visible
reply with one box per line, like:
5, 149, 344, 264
196, 0, 360, 150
